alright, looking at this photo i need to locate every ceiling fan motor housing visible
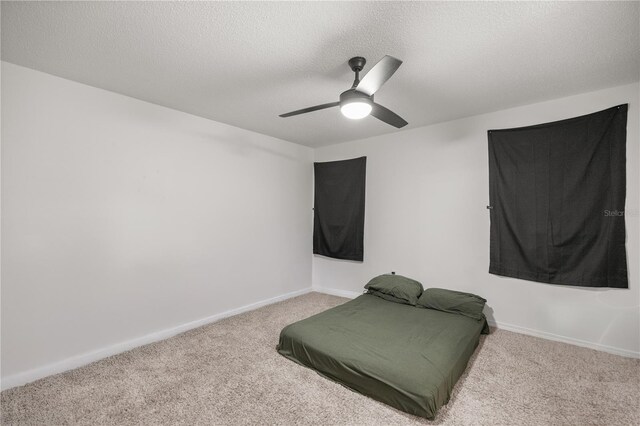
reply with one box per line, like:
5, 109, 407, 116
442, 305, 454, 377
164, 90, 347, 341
339, 89, 372, 107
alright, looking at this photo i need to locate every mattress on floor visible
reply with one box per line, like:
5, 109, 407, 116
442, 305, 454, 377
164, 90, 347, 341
277, 293, 488, 419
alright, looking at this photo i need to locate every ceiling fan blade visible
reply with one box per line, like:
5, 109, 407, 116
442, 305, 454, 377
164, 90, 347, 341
279, 102, 339, 118
371, 103, 408, 128
355, 55, 402, 96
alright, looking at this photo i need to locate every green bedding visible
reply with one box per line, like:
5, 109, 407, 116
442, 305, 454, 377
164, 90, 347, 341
277, 294, 488, 419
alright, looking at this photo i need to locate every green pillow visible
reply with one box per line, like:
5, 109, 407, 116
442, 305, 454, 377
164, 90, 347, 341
367, 289, 414, 306
417, 288, 486, 320
364, 274, 423, 306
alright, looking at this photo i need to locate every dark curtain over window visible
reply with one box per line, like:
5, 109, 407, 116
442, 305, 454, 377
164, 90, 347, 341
313, 157, 366, 261
488, 105, 628, 288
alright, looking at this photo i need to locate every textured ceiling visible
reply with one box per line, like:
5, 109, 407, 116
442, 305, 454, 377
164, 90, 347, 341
2, 1, 639, 147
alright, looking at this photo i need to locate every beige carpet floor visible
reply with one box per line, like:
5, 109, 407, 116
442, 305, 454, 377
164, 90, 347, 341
2, 292, 639, 425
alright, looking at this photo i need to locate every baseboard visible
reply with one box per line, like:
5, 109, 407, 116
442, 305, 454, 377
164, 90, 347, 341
485, 319, 639, 359
311, 285, 362, 299
1, 287, 312, 391
312, 285, 639, 359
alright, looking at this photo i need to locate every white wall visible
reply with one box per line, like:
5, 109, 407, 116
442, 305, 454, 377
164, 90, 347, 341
313, 83, 640, 357
1, 62, 313, 386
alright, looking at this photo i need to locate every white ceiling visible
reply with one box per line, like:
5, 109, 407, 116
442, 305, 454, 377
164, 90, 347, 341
2, 2, 639, 147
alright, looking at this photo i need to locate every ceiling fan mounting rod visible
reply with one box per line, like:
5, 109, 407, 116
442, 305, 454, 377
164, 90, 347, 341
352, 71, 360, 88
348, 56, 367, 88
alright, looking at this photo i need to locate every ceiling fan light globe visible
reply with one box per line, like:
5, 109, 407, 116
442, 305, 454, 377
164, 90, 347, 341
340, 101, 372, 120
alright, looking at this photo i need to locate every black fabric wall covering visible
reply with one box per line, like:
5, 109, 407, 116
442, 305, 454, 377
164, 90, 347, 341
313, 157, 366, 261
488, 105, 628, 288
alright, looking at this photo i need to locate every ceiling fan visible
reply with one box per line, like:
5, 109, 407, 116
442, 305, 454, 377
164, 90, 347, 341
279, 55, 408, 128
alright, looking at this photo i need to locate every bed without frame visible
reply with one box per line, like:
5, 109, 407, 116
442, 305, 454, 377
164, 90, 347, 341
277, 283, 488, 420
